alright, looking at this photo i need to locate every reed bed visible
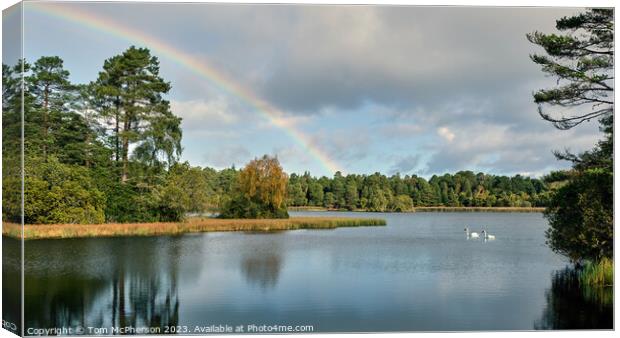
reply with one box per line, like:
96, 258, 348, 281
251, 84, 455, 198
2, 217, 386, 240
578, 258, 614, 287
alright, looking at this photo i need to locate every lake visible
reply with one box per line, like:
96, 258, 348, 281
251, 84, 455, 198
6, 212, 613, 333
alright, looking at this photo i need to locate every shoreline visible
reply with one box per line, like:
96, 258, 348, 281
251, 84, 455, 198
288, 206, 545, 213
2, 217, 386, 240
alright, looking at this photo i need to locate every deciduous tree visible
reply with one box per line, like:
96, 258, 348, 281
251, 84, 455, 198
220, 155, 289, 219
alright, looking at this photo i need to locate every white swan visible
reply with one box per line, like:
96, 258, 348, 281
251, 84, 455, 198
464, 227, 479, 239
481, 230, 495, 240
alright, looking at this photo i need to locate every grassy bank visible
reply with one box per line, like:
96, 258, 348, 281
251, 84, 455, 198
2, 217, 386, 240
288, 206, 544, 213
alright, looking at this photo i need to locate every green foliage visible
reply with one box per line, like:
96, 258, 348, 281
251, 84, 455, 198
283, 170, 549, 211
2, 47, 185, 224
531, 9, 614, 265
527, 8, 613, 130
2, 62, 26, 223
578, 258, 613, 287
390, 195, 414, 212
23, 157, 105, 224
159, 162, 210, 219
544, 169, 613, 262
220, 155, 289, 219
0, 47, 564, 226
103, 183, 158, 223
94, 46, 182, 183
535, 265, 613, 329
220, 155, 290, 218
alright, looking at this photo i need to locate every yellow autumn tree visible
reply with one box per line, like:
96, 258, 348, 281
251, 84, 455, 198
220, 155, 289, 219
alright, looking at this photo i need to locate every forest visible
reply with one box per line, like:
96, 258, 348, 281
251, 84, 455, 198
3, 47, 553, 225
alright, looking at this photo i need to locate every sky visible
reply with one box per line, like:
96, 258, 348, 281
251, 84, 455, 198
3, 2, 606, 178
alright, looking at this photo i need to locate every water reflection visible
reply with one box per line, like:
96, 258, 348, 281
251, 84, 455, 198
241, 254, 283, 290
16, 213, 614, 332
24, 238, 183, 331
239, 236, 284, 290
24, 273, 109, 329
2, 237, 22, 334
110, 267, 179, 330
535, 267, 613, 329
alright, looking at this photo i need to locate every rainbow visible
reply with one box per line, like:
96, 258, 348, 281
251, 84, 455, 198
28, 2, 343, 175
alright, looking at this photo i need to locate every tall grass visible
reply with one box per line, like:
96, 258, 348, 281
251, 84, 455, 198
2, 217, 386, 240
578, 258, 613, 287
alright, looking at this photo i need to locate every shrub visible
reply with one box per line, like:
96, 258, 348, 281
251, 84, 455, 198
23, 157, 105, 224
544, 169, 613, 262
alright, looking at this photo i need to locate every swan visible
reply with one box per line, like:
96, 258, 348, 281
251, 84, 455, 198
464, 227, 479, 239
481, 230, 495, 240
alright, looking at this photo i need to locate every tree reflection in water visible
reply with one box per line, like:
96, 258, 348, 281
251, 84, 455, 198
241, 254, 283, 290
24, 237, 182, 331
111, 266, 179, 330
240, 235, 284, 290
3, 237, 22, 334
535, 267, 613, 330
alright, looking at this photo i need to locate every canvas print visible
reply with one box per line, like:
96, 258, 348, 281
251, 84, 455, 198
1, 1, 614, 336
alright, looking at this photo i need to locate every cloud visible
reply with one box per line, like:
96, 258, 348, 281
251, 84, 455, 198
424, 121, 601, 175
26, 3, 601, 177
271, 145, 313, 168
252, 6, 581, 114
310, 128, 372, 165
389, 155, 422, 175
254, 113, 317, 131
437, 127, 456, 143
171, 97, 239, 132
379, 123, 424, 138
203, 144, 251, 168
55, 3, 576, 116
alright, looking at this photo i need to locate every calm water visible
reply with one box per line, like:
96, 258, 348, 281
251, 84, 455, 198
7, 212, 613, 333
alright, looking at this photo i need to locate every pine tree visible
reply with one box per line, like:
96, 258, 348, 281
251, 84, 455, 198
95, 46, 182, 183
529, 9, 614, 262
30, 56, 73, 161
527, 9, 613, 130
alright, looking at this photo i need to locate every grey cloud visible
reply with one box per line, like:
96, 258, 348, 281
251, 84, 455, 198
311, 128, 372, 164
38, 3, 582, 114
389, 155, 422, 175
271, 145, 313, 168
3, 4, 22, 65
256, 6, 583, 114
26, 3, 603, 177
424, 121, 602, 175
204, 145, 251, 168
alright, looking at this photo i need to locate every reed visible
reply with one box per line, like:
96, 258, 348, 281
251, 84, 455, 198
2, 217, 386, 240
578, 258, 613, 287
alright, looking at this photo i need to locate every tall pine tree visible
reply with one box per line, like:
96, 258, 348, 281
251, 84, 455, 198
95, 46, 182, 183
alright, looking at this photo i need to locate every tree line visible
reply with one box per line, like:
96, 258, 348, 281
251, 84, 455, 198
287, 170, 549, 211
0, 47, 558, 225
3, 47, 184, 224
